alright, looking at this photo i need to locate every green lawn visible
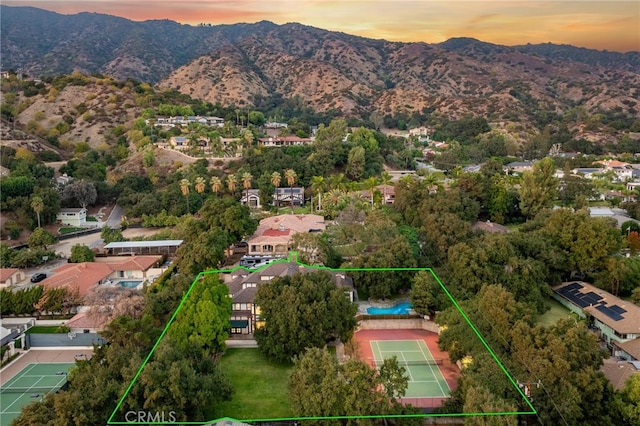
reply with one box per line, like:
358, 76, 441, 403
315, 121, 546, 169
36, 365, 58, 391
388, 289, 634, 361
538, 297, 572, 327
58, 227, 85, 234
86, 216, 98, 222
213, 348, 293, 420
25, 326, 67, 334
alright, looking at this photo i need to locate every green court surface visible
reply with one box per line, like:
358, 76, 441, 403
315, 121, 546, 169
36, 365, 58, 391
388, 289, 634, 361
370, 340, 450, 398
0, 363, 74, 426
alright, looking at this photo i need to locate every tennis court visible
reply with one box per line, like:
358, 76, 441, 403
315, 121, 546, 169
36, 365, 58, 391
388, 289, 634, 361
370, 339, 450, 399
0, 363, 74, 426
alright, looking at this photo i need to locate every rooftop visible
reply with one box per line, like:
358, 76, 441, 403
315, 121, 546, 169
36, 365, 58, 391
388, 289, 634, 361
103, 240, 183, 249
553, 281, 640, 334
0, 268, 20, 282
600, 359, 640, 390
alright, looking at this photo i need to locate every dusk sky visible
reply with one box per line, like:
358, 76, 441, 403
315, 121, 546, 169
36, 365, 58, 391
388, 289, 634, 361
4, 1, 640, 52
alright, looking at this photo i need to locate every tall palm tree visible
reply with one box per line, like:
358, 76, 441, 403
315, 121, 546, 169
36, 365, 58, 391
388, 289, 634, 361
194, 176, 206, 204
271, 171, 282, 209
241, 172, 253, 207
210, 176, 222, 196
226, 174, 237, 196
180, 178, 190, 213
380, 171, 392, 205
364, 176, 379, 208
284, 169, 297, 213
31, 195, 44, 228
310, 176, 325, 212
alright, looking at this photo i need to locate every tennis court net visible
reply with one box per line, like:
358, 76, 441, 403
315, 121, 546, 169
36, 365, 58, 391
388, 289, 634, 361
0, 386, 64, 394
373, 358, 443, 366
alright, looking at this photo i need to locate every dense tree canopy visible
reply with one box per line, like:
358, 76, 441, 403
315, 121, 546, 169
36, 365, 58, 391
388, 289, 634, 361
255, 271, 358, 362
288, 348, 418, 424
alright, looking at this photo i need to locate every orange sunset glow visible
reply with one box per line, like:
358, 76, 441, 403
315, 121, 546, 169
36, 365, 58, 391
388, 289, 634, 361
3, 0, 639, 52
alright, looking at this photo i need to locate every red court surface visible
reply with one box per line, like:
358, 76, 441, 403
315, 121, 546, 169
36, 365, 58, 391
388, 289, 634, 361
354, 328, 460, 409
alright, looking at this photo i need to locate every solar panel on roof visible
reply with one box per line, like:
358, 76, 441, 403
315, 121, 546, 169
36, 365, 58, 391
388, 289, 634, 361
595, 304, 624, 321
564, 282, 583, 292
609, 305, 627, 315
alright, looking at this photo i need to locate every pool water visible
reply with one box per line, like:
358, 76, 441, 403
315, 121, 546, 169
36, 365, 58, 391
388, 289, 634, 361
366, 301, 412, 315
119, 280, 142, 288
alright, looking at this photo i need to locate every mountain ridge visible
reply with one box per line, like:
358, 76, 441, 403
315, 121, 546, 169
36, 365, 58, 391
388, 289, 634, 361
2, 5, 639, 144
2, 5, 638, 82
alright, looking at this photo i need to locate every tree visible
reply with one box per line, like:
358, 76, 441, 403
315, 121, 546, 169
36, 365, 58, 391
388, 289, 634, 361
346, 146, 366, 180
62, 179, 97, 209
271, 171, 281, 209
137, 338, 233, 421
210, 176, 222, 196
241, 171, 253, 205
70, 244, 95, 263
101, 225, 125, 244
410, 271, 441, 316
364, 176, 378, 208
226, 174, 237, 196
180, 178, 191, 213
288, 347, 414, 422
168, 274, 231, 358
615, 374, 640, 425
519, 158, 558, 219
351, 236, 417, 299
254, 271, 357, 362
31, 195, 44, 228
310, 176, 325, 212
194, 176, 206, 205
27, 228, 56, 250
510, 319, 615, 425
284, 168, 297, 212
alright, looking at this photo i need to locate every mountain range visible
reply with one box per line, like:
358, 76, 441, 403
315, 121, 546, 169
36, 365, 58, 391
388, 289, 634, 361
2, 5, 639, 142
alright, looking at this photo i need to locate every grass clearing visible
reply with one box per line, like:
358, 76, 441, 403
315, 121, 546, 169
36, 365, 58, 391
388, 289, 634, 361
58, 227, 85, 234
25, 326, 67, 334
213, 348, 292, 420
538, 297, 571, 327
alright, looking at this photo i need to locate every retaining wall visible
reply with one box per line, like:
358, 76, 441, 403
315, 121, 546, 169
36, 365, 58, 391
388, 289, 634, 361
357, 317, 440, 333
24, 333, 106, 349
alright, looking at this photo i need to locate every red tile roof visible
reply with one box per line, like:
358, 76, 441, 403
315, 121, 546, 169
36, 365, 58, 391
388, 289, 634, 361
0, 268, 20, 283
42, 263, 113, 297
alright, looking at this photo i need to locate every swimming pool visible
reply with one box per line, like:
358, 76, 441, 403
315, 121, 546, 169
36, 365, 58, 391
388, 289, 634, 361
366, 301, 412, 315
118, 280, 142, 289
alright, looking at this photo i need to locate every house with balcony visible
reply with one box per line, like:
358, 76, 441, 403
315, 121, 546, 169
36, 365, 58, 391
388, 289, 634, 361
552, 281, 640, 362
225, 261, 354, 334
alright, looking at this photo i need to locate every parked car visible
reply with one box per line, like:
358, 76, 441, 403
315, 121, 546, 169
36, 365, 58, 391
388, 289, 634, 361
30, 273, 47, 283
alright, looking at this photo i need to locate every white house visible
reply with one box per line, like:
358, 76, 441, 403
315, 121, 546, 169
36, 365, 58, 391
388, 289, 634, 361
56, 208, 87, 227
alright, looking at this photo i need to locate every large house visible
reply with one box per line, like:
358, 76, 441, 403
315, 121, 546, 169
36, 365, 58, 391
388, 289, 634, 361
552, 281, 640, 362
225, 261, 354, 334
246, 214, 325, 256
40, 256, 164, 297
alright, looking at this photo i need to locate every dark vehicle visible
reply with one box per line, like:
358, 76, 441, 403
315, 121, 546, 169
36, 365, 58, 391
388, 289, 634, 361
30, 273, 47, 283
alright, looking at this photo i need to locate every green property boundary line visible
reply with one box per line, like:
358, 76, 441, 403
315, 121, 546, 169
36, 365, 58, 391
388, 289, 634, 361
107, 252, 537, 424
